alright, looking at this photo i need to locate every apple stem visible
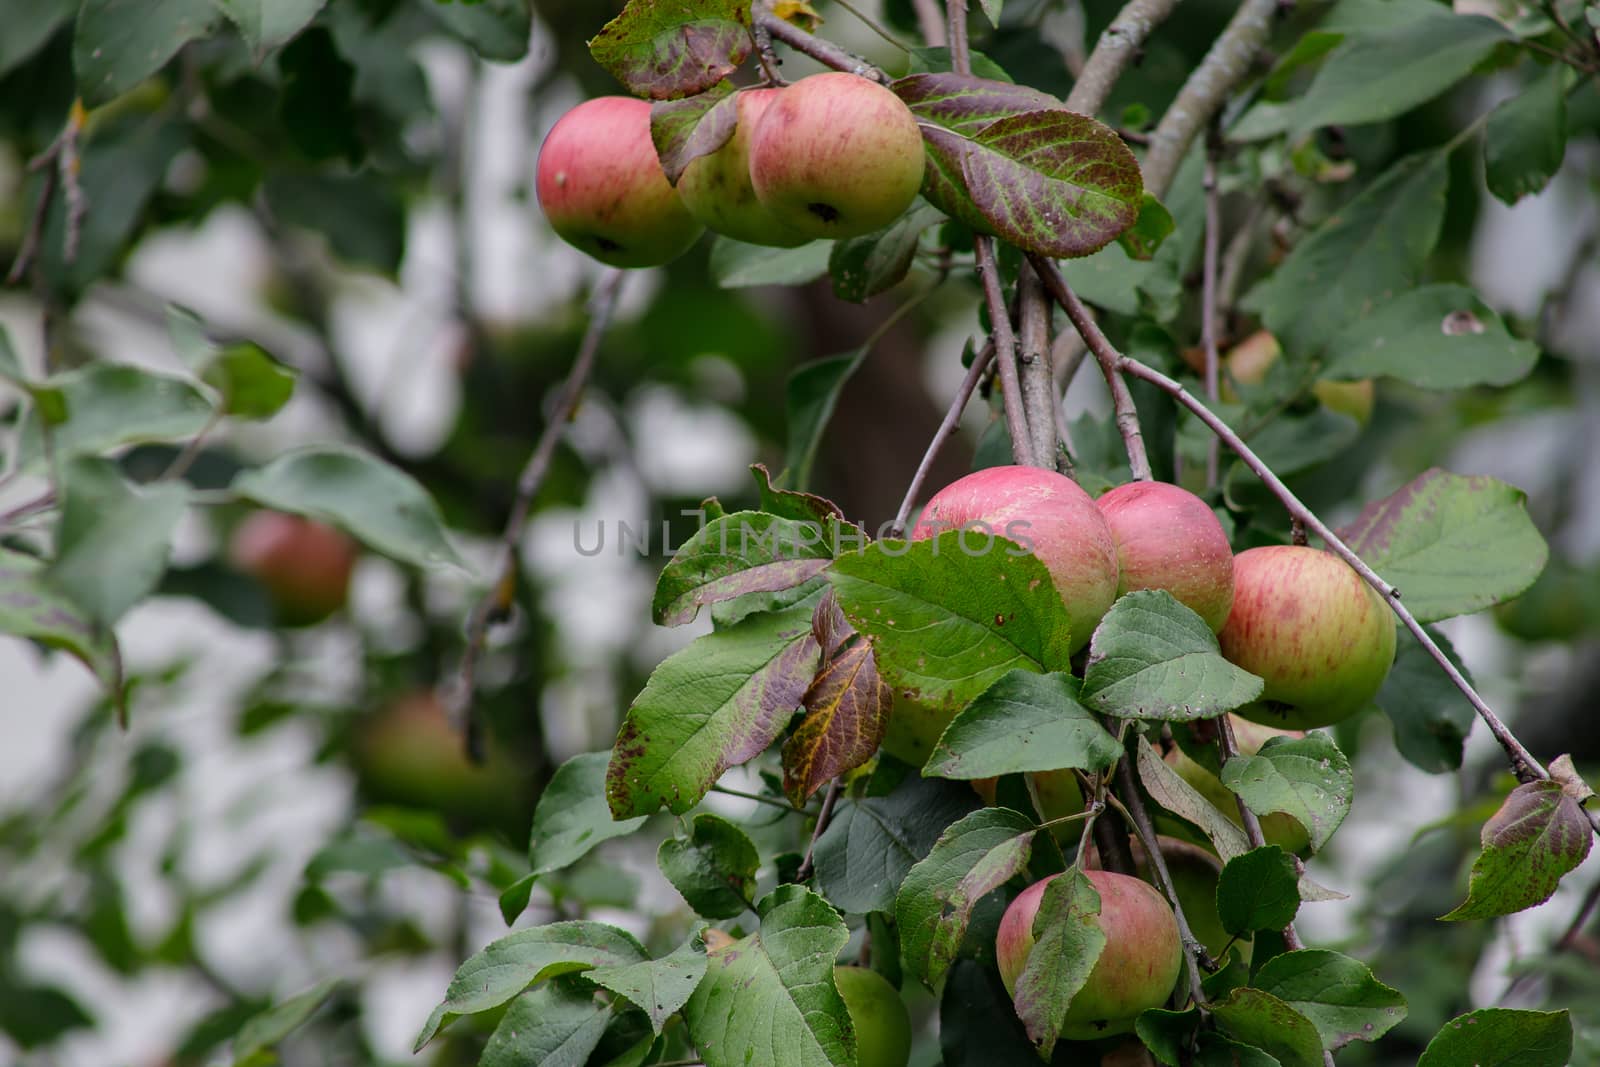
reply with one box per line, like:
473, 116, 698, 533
888, 338, 996, 538
444, 269, 626, 754
755, 8, 891, 84
1029, 255, 1153, 481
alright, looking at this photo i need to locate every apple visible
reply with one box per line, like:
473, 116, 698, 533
536, 96, 704, 268
971, 769, 1087, 843
1095, 481, 1234, 632
879, 465, 1120, 765
748, 72, 925, 240
1226, 330, 1375, 424
1163, 715, 1311, 855
229, 510, 357, 626
996, 869, 1182, 1040
1085, 834, 1230, 959
675, 89, 811, 248
834, 965, 911, 1067
1218, 546, 1396, 730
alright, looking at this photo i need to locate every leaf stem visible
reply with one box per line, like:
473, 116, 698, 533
710, 784, 802, 812
831, 0, 914, 53
443, 269, 625, 757
796, 778, 843, 882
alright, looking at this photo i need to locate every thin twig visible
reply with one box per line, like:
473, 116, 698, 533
1108, 762, 1214, 1009
1499, 873, 1600, 1004
1201, 130, 1222, 488
976, 239, 1032, 466
751, 15, 788, 85
1142, 0, 1280, 198
1029, 256, 1151, 480
888, 338, 996, 537
756, 8, 891, 82
443, 270, 625, 751
710, 783, 800, 812
160, 411, 224, 483
1016, 263, 1057, 468
796, 779, 842, 882
946, 0, 970, 73
1114, 357, 1598, 833
912, 0, 947, 46
1064, 0, 1183, 116
6, 102, 88, 285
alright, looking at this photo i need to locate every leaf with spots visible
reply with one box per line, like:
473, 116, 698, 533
650, 81, 738, 184
74, 0, 224, 107
1417, 1007, 1572, 1067
589, 936, 709, 1034
750, 463, 846, 526
589, 0, 753, 101
607, 602, 822, 818
1336, 467, 1549, 623
1210, 987, 1325, 1067
1013, 869, 1106, 1056
826, 531, 1076, 733
829, 201, 945, 303
920, 109, 1143, 259
479, 981, 620, 1067
896, 807, 1036, 990
782, 595, 893, 806
813, 774, 979, 915
658, 814, 760, 919
1082, 590, 1265, 721
1441, 779, 1593, 921
1219, 735, 1353, 853
682, 885, 855, 1067
1325, 285, 1539, 390
1252, 950, 1407, 1051
1135, 736, 1250, 863
922, 670, 1120, 781
653, 511, 837, 626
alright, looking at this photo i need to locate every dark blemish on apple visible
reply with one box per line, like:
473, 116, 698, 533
807, 202, 840, 223
594, 236, 623, 253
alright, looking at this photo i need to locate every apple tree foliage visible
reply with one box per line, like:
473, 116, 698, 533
0, 0, 1598, 1065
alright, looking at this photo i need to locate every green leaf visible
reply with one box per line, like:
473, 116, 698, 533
1325, 285, 1539, 390
498, 874, 536, 925
413, 921, 647, 1050
1244, 151, 1447, 360
923, 670, 1120, 781
657, 813, 759, 919
1441, 780, 1593, 920
1291, 12, 1509, 133
896, 807, 1036, 990
1210, 987, 1325, 1067
423, 0, 534, 62
1485, 66, 1568, 205
199, 344, 297, 421
829, 201, 944, 302
1417, 1007, 1572, 1067
827, 531, 1076, 728
782, 596, 893, 806
0, 0, 75, 79
1082, 590, 1265, 721
528, 752, 648, 879
653, 511, 837, 626
589, 937, 709, 1034
1136, 1006, 1203, 1066
978, 0, 1003, 26
709, 236, 832, 288
0, 549, 123, 700
589, 0, 752, 100
650, 81, 738, 185
231, 978, 339, 1063
74, 0, 224, 106
683, 884, 854, 1067
1376, 625, 1476, 773
813, 775, 980, 915
785, 350, 865, 492
215, 0, 327, 57
938, 961, 1042, 1066
1194, 1033, 1285, 1065
0, 328, 65, 423
480, 981, 616, 1067
920, 109, 1144, 259
277, 29, 362, 165
1219, 735, 1353, 853
606, 603, 821, 817
12, 364, 213, 474
1117, 193, 1176, 261
1217, 846, 1301, 937
750, 464, 846, 525
1135, 737, 1250, 863
1252, 950, 1407, 1050
45, 458, 188, 627
231, 446, 465, 571
1012, 869, 1107, 1056
1336, 467, 1549, 623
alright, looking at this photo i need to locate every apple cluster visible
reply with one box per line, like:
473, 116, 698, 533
535, 73, 926, 268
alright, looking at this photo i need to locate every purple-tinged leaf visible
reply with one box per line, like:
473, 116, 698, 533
653, 511, 837, 627
650, 81, 738, 184
607, 604, 821, 818
896, 808, 1037, 990
1335, 467, 1548, 623
1441, 779, 1593, 921
1013, 869, 1106, 1056
782, 596, 892, 805
892, 73, 1061, 136
589, 0, 752, 101
750, 463, 846, 525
